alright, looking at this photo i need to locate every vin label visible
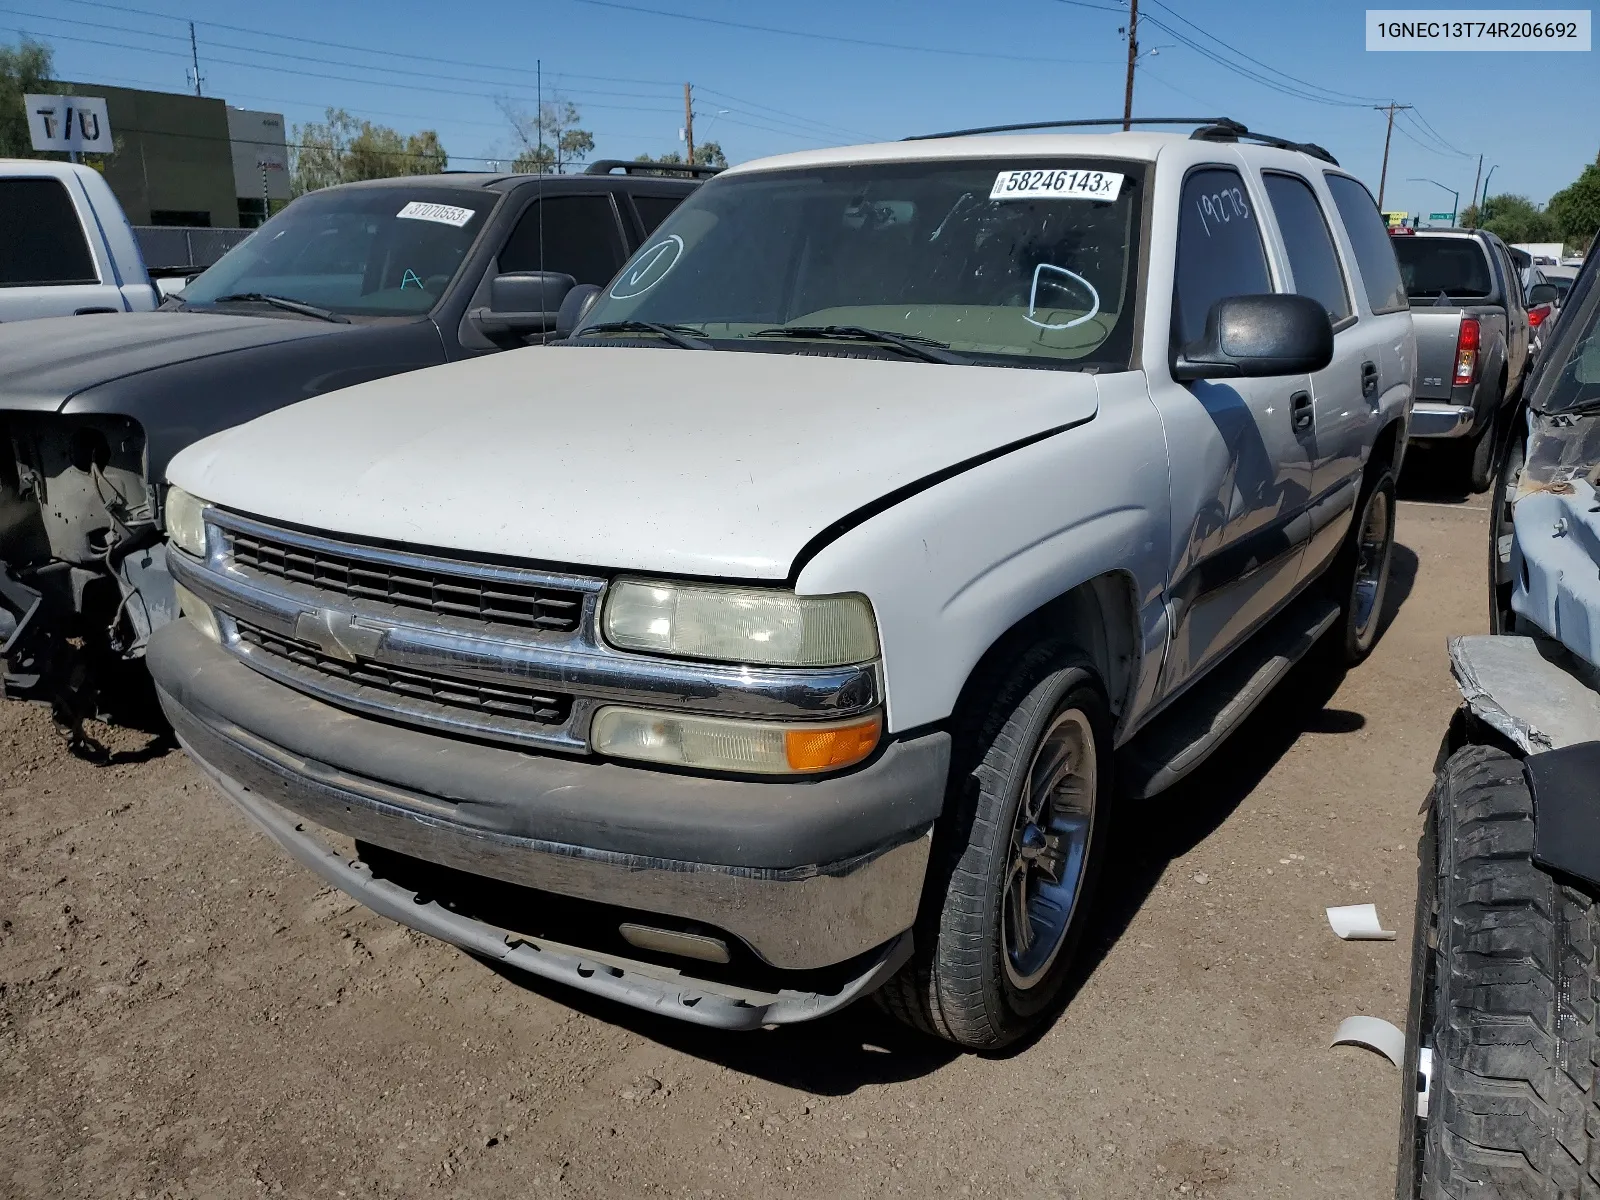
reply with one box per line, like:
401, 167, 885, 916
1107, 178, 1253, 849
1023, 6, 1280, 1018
989, 169, 1124, 202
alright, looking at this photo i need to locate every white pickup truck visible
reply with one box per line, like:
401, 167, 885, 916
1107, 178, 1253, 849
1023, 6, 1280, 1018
0, 159, 156, 321
150, 119, 1414, 1048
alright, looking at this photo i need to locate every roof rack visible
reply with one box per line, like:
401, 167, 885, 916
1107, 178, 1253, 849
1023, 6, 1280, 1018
903, 115, 1340, 165
1188, 119, 1339, 165
905, 116, 1232, 141
583, 159, 723, 178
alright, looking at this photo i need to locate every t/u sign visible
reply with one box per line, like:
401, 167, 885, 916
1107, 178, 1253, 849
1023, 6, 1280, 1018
23, 94, 113, 154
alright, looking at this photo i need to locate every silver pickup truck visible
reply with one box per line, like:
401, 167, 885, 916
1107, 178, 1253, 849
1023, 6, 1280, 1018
1391, 228, 1530, 491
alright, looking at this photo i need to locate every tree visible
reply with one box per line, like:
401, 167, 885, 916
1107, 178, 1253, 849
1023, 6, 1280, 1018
632, 141, 728, 172
1, 38, 56, 159
290, 108, 449, 195
1548, 152, 1600, 252
1465, 193, 1560, 245
499, 97, 594, 173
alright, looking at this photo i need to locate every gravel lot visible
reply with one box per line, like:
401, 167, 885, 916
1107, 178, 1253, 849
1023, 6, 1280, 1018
1, 480, 1486, 1200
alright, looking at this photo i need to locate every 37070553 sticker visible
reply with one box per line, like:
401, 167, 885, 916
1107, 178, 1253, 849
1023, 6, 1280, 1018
989, 169, 1124, 202
395, 201, 476, 227
610, 234, 684, 299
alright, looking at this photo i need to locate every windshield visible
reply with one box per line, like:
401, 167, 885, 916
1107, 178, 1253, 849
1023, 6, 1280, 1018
579, 158, 1145, 369
1393, 236, 1495, 300
1542, 260, 1600, 412
181, 186, 497, 317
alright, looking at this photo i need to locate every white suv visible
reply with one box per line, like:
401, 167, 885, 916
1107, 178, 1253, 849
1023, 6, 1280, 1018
152, 120, 1413, 1048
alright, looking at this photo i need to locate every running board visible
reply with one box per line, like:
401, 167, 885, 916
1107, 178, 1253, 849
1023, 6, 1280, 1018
1119, 594, 1340, 799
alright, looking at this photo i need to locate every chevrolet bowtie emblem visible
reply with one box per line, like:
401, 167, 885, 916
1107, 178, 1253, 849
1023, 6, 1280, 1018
293, 609, 384, 663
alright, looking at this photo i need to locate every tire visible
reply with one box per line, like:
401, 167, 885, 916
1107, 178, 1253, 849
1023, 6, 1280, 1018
1463, 419, 1498, 495
877, 645, 1113, 1050
1329, 466, 1397, 665
1401, 744, 1600, 1198
1488, 417, 1526, 634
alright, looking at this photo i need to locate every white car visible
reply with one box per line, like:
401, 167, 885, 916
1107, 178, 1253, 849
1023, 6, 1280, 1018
151, 120, 1414, 1047
0, 159, 156, 321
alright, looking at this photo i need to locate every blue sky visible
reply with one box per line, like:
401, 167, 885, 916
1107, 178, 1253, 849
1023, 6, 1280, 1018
13, 0, 1598, 217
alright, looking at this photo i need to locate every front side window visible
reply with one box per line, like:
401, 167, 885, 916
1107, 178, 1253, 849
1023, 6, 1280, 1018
499, 195, 628, 285
1173, 166, 1273, 346
1324, 174, 1408, 313
579, 158, 1145, 370
0, 177, 97, 287
1391, 237, 1495, 300
181, 187, 496, 316
1262, 173, 1352, 322
1540, 262, 1600, 413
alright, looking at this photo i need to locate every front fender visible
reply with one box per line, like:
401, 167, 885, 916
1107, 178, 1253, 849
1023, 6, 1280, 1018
796, 375, 1170, 735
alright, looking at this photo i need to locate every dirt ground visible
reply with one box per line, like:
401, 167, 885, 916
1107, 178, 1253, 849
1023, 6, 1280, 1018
1, 476, 1487, 1200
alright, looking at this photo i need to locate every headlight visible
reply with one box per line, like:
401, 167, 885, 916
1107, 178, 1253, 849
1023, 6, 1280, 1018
165, 486, 209, 557
592, 706, 881, 774
173, 582, 220, 642
603, 580, 878, 667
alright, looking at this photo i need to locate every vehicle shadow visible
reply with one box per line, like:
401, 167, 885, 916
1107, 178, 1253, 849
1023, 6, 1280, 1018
478, 554, 1423, 1088
1397, 451, 1473, 504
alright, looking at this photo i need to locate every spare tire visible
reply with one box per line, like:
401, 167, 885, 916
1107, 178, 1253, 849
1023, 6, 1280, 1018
1399, 744, 1600, 1197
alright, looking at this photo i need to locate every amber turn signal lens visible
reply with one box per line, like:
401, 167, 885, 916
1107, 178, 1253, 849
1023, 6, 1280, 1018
784, 716, 881, 772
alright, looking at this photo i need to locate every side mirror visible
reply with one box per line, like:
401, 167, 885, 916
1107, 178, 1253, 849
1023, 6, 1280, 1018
1172, 294, 1334, 381
555, 284, 603, 340
1527, 283, 1560, 306
469, 271, 577, 337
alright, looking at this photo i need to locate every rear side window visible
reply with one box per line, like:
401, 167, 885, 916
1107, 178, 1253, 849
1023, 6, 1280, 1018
1262, 173, 1351, 322
500, 195, 628, 285
1324, 174, 1407, 314
0, 177, 98, 287
632, 194, 685, 235
1174, 167, 1273, 346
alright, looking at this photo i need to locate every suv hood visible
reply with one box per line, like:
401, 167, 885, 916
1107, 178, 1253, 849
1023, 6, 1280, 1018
169, 345, 1102, 579
0, 311, 359, 413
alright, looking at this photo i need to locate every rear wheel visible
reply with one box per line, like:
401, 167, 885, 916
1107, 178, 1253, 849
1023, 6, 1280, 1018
1400, 745, 1600, 1197
877, 645, 1112, 1050
1461, 419, 1497, 494
1330, 466, 1397, 665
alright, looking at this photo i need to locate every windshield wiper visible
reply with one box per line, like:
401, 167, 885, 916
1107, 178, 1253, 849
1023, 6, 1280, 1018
575, 320, 712, 350
745, 325, 969, 365
197, 293, 350, 323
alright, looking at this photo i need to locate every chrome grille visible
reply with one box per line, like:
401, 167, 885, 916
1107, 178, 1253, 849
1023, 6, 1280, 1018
226, 529, 584, 634
234, 620, 572, 727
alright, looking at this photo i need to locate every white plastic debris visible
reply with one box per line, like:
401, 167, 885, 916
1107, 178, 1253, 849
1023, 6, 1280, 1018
1331, 1016, 1405, 1068
1326, 903, 1396, 940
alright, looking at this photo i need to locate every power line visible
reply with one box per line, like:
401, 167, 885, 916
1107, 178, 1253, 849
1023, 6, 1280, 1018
570, 0, 1122, 65
52, 0, 685, 88
1139, 0, 1392, 105
1136, 12, 1373, 107
1403, 108, 1470, 157
8, 24, 682, 113
695, 87, 881, 142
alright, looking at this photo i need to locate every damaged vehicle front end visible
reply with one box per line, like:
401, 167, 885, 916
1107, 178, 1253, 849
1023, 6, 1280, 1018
1398, 240, 1600, 1199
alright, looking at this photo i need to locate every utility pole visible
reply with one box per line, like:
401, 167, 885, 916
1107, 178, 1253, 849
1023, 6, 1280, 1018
1467, 154, 1483, 227
188, 22, 203, 97
1121, 0, 1139, 132
1373, 101, 1411, 210
683, 83, 695, 166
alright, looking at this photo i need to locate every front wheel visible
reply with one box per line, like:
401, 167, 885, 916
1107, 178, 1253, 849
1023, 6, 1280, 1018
1400, 745, 1600, 1197
877, 647, 1112, 1050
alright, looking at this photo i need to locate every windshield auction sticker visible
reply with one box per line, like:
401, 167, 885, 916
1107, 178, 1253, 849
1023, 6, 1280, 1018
1367, 10, 1590, 50
990, 169, 1124, 202
610, 234, 684, 299
396, 201, 476, 227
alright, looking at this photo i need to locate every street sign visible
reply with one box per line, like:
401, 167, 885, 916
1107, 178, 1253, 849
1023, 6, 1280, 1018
1383, 211, 1409, 227
23, 94, 112, 154
1430, 212, 1453, 221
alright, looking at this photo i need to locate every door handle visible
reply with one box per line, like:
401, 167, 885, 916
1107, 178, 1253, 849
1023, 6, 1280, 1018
1291, 390, 1313, 432
1361, 360, 1380, 399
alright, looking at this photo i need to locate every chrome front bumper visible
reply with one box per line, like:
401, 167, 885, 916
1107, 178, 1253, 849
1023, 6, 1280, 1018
1408, 402, 1477, 439
149, 620, 947, 974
